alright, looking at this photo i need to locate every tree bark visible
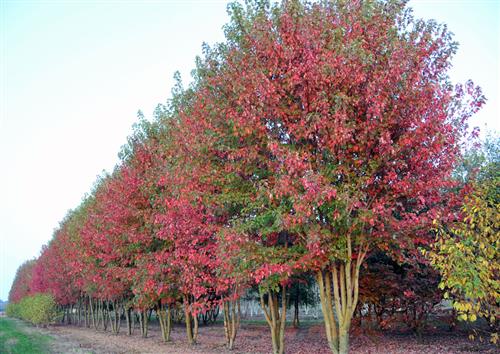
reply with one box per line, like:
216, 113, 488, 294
106, 300, 120, 334
138, 309, 148, 338
184, 297, 194, 345
90, 296, 97, 330
101, 300, 108, 331
293, 294, 300, 328
158, 302, 172, 342
260, 285, 287, 354
84, 297, 89, 328
223, 298, 240, 349
184, 295, 198, 345
125, 306, 132, 335
317, 240, 368, 354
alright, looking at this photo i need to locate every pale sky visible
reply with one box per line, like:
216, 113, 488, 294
0, 0, 498, 301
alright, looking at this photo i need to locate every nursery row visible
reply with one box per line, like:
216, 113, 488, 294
8, 1, 497, 353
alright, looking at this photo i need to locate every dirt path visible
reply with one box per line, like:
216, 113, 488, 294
25, 322, 498, 354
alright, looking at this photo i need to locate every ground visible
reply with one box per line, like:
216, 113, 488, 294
0, 316, 496, 354
0, 316, 52, 354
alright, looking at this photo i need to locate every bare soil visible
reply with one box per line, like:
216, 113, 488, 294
29, 320, 497, 354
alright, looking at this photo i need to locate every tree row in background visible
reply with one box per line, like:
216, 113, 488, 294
8, 1, 497, 353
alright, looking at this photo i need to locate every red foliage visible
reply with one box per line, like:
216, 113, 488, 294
8, 260, 35, 303
7, 1, 486, 353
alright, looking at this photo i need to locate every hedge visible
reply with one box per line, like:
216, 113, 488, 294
6, 293, 59, 326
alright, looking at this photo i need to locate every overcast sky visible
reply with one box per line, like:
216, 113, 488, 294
1, 0, 499, 301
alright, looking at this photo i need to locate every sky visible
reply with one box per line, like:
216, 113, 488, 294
0, 0, 498, 301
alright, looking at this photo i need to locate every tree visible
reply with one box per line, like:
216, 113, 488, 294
359, 252, 442, 336
288, 274, 318, 328
8, 260, 35, 303
178, 1, 484, 353
7, 2, 486, 353
426, 135, 499, 343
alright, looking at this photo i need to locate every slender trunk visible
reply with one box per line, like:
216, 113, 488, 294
125, 307, 132, 335
96, 300, 101, 330
293, 295, 300, 328
260, 285, 287, 354
90, 296, 97, 329
116, 301, 122, 334
77, 299, 80, 326
132, 310, 137, 333
138, 310, 148, 338
158, 302, 172, 342
317, 241, 368, 354
138, 310, 143, 335
61, 306, 66, 324
223, 298, 240, 350
84, 298, 88, 328
101, 300, 108, 331
184, 295, 196, 345
107, 301, 114, 333
193, 312, 199, 343
79, 297, 83, 326
107, 300, 120, 334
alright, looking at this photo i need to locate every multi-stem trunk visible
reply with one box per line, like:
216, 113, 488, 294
183, 295, 198, 345
157, 302, 172, 342
138, 309, 148, 338
101, 300, 108, 331
107, 300, 121, 334
124, 306, 132, 335
317, 239, 368, 354
260, 285, 287, 354
89, 296, 97, 329
223, 298, 240, 350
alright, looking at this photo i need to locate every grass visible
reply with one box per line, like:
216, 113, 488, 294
0, 317, 53, 354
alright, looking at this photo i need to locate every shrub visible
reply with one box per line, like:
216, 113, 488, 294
6, 293, 59, 326
6, 301, 21, 318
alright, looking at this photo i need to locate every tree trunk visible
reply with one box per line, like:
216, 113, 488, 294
293, 294, 300, 328
107, 300, 120, 334
77, 298, 81, 326
125, 306, 132, 335
260, 285, 287, 354
61, 306, 66, 324
90, 296, 97, 329
107, 301, 114, 333
223, 298, 240, 350
158, 302, 172, 342
116, 301, 122, 334
101, 300, 108, 331
84, 298, 89, 328
138, 310, 148, 338
184, 295, 198, 345
316, 240, 368, 354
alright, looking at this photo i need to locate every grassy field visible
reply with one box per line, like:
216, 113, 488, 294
0, 317, 52, 354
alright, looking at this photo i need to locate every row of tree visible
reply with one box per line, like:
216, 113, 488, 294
8, 1, 496, 353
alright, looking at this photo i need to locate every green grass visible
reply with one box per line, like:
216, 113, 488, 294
0, 317, 53, 354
